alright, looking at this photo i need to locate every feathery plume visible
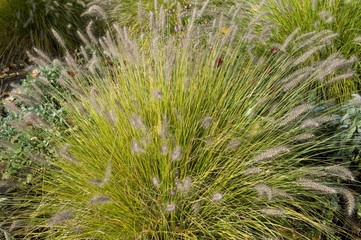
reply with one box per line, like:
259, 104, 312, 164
280, 28, 300, 52
226, 139, 242, 150
49, 210, 72, 226
171, 146, 182, 161
82, 5, 107, 19
300, 115, 336, 129
59, 143, 79, 163
293, 133, 315, 142
28, 153, 49, 165
312, 0, 317, 11
293, 30, 333, 50
159, 115, 169, 139
13, 92, 40, 106
51, 28, 66, 49
318, 56, 358, 80
65, 51, 77, 69
160, 144, 169, 155
77, 30, 90, 46
243, 167, 261, 175
152, 177, 160, 188
88, 196, 111, 204
107, 109, 117, 126
131, 141, 144, 154
280, 67, 314, 84
192, 202, 201, 215
291, 44, 326, 67
253, 146, 290, 163
327, 71, 354, 84
201, 116, 212, 129
338, 188, 356, 216
37, 76, 51, 86
101, 160, 112, 186
176, 176, 192, 194
283, 72, 312, 91
325, 165, 355, 181
254, 184, 272, 201
3, 101, 21, 114
354, 36, 361, 43
319, 10, 334, 24
212, 192, 223, 202
272, 189, 291, 199
86, 20, 97, 43
130, 114, 147, 132
298, 178, 337, 194
166, 203, 176, 213
33, 47, 52, 63
23, 112, 50, 127
318, 32, 339, 45
153, 89, 163, 99
80, 46, 89, 62
259, 208, 285, 216
280, 104, 313, 126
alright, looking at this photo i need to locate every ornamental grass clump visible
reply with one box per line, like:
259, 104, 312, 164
0, 0, 109, 64
6, 4, 360, 239
248, 0, 361, 102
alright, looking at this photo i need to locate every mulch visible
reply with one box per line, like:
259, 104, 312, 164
0, 61, 33, 98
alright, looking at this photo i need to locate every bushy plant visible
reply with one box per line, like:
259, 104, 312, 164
248, 0, 361, 102
0, 65, 73, 240
3, 4, 357, 239
0, 0, 109, 64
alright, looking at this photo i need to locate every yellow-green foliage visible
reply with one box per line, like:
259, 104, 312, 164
248, 0, 361, 102
2, 3, 359, 240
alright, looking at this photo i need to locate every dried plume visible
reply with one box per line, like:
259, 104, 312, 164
130, 114, 147, 132
325, 165, 355, 181
88, 196, 111, 204
298, 178, 337, 194
259, 208, 285, 216
253, 146, 290, 163
201, 116, 212, 129
152, 176, 160, 189
48, 210, 72, 226
212, 192, 223, 202
171, 146, 182, 161
280, 28, 300, 52
176, 176, 192, 194
59, 143, 79, 163
291, 44, 326, 67
242, 167, 261, 175
131, 141, 144, 154
226, 139, 242, 150
254, 184, 273, 201
280, 104, 313, 126
3, 101, 21, 114
338, 188, 356, 216
82, 5, 107, 19
165, 203, 176, 213
294, 133, 315, 142
51, 28, 66, 49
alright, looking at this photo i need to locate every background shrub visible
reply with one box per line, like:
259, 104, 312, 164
0, 0, 109, 64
